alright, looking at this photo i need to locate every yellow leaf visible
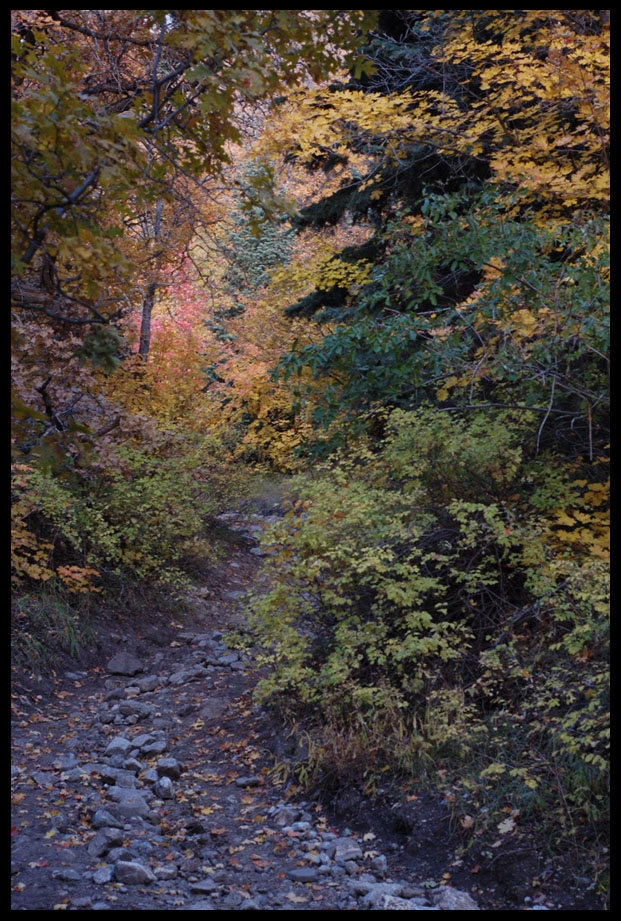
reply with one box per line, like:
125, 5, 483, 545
480, 762, 506, 777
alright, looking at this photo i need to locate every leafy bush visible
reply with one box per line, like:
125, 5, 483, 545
11, 430, 242, 596
248, 406, 609, 875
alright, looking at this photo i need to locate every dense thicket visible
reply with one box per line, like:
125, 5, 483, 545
11, 9, 374, 597
242, 9, 609, 890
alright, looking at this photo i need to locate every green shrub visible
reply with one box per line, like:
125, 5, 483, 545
12, 430, 242, 595
248, 406, 609, 876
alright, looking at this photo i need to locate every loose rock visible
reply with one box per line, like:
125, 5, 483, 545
107, 652, 144, 676
114, 860, 156, 885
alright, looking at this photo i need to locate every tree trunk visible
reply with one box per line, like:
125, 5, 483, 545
137, 199, 164, 361
138, 281, 157, 361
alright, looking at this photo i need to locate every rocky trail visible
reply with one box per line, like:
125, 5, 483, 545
11, 507, 570, 910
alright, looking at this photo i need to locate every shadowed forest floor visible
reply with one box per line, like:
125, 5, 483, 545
11, 504, 606, 910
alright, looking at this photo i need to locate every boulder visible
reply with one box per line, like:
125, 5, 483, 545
432, 886, 480, 910
107, 651, 144, 676
114, 860, 156, 885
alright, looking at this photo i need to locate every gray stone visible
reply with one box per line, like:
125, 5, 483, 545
114, 860, 156, 885
432, 887, 480, 911
141, 740, 167, 755
135, 674, 160, 692
371, 854, 388, 877
190, 879, 219, 894
31, 770, 55, 787
155, 865, 178, 880
132, 840, 154, 856
332, 837, 363, 862
183, 901, 215, 910
381, 895, 438, 910
62, 767, 92, 784
352, 881, 405, 909
154, 776, 174, 799
131, 733, 155, 749
288, 867, 318, 883
81, 761, 105, 775
53, 753, 77, 770
107, 847, 133, 862
93, 866, 115, 884
273, 805, 302, 826
235, 775, 260, 788
156, 757, 181, 779
115, 789, 151, 820
400, 886, 424, 899
107, 651, 144, 676
53, 868, 81, 882
99, 766, 136, 788
91, 808, 124, 829
141, 768, 159, 784
87, 828, 124, 857
169, 666, 208, 685
118, 700, 151, 719
105, 736, 132, 756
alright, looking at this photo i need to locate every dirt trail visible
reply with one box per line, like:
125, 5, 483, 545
11, 508, 577, 910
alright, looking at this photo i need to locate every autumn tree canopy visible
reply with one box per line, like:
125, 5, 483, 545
11, 8, 376, 584
262, 10, 609, 458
